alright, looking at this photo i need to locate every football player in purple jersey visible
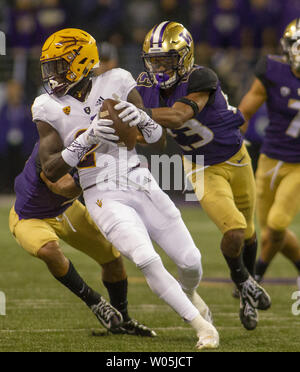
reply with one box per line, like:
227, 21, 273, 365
9, 142, 156, 337
118, 21, 271, 331
239, 18, 300, 290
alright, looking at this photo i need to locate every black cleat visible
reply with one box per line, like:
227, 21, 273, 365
232, 286, 240, 299
110, 319, 157, 337
90, 297, 123, 330
238, 276, 271, 311
239, 298, 258, 331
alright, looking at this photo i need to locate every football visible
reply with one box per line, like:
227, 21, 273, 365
99, 98, 137, 150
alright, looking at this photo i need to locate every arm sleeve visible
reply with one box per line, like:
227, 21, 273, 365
31, 95, 60, 129
187, 67, 218, 94
254, 56, 271, 89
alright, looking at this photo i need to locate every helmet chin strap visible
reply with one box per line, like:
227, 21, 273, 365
155, 72, 177, 89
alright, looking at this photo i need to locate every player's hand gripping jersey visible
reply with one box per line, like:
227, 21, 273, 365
32, 69, 139, 191
255, 55, 300, 163
137, 66, 245, 165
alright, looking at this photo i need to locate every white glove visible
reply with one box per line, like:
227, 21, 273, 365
114, 100, 147, 128
82, 117, 119, 145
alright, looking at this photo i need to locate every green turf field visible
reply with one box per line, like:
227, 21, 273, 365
0, 204, 299, 352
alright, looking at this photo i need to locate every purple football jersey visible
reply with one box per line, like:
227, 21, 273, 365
256, 55, 300, 163
137, 66, 244, 166
14, 143, 73, 220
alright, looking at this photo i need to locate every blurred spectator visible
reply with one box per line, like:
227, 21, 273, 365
97, 41, 119, 74
189, 0, 210, 44
158, 0, 189, 25
125, 0, 159, 47
0, 80, 38, 193
206, 0, 248, 49
77, 0, 125, 46
246, 0, 281, 50
7, 0, 41, 53
36, 0, 67, 44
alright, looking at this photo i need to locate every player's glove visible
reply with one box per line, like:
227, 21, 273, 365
82, 117, 119, 145
114, 100, 145, 128
61, 118, 119, 168
114, 100, 162, 144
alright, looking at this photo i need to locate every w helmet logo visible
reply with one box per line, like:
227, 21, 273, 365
179, 31, 192, 46
0, 31, 6, 55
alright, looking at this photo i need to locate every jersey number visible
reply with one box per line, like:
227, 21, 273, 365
168, 119, 214, 151
286, 99, 300, 138
75, 130, 97, 169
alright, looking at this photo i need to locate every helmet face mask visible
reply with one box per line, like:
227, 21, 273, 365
41, 59, 70, 97
143, 50, 180, 89
281, 18, 300, 74
40, 28, 99, 97
142, 22, 194, 89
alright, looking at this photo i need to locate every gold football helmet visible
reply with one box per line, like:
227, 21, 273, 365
281, 18, 300, 73
40, 28, 99, 97
142, 21, 194, 89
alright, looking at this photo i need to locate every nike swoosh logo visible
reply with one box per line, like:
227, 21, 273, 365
237, 155, 245, 164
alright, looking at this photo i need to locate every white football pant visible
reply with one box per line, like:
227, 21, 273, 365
84, 168, 203, 321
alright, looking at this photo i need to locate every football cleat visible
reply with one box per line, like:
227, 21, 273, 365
232, 286, 240, 299
239, 297, 258, 331
196, 326, 219, 350
90, 297, 123, 330
238, 276, 271, 311
109, 319, 157, 337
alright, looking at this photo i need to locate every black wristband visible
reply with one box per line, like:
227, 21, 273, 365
176, 98, 199, 117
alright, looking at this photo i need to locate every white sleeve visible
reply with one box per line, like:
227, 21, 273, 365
31, 94, 60, 129
119, 69, 137, 100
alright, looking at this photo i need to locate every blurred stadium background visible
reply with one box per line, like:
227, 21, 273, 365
0, 0, 300, 194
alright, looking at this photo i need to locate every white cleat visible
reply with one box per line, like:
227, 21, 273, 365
196, 327, 219, 350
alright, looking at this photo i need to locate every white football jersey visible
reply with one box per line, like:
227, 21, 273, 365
32, 68, 140, 190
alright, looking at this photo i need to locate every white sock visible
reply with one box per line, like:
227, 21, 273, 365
184, 289, 210, 319
140, 258, 199, 322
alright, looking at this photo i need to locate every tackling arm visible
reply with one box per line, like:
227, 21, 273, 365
40, 171, 82, 200
127, 88, 166, 150
238, 78, 267, 134
151, 92, 210, 129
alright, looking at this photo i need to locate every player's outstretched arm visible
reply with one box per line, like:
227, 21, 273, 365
151, 91, 210, 129
238, 78, 267, 134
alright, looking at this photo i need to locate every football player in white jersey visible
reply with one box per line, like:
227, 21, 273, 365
33, 28, 219, 350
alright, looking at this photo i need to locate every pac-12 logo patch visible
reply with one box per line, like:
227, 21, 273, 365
63, 106, 71, 115
84, 107, 91, 115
